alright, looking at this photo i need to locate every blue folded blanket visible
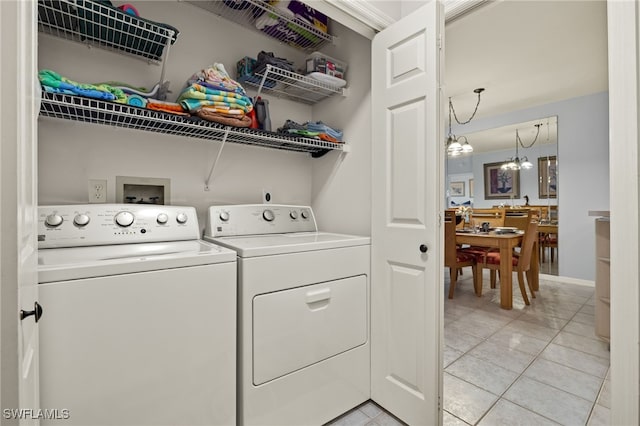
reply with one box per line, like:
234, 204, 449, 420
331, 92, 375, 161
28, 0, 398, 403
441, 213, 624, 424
42, 83, 117, 101
306, 121, 343, 141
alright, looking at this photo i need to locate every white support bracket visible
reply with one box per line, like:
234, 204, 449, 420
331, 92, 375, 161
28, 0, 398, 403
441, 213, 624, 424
204, 127, 230, 191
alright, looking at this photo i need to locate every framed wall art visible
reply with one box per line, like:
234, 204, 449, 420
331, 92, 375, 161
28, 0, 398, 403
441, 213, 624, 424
483, 162, 520, 199
449, 181, 465, 197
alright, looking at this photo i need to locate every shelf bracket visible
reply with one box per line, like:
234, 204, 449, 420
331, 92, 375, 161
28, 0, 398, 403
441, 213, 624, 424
204, 127, 230, 191
255, 65, 272, 99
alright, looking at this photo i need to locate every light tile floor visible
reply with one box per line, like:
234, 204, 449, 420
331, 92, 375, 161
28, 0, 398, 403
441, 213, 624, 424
327, 270, 610, 426
443, 270, 610, 426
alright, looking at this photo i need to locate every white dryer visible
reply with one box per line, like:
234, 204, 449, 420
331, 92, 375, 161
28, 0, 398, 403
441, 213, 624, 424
204, 204, 371, 426
37, 204, 237, 426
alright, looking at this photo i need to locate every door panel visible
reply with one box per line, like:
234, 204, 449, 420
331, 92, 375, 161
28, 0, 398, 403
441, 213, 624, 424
389, 99, 426, 223
371, 1, 443, 425
2, 0, 41, 420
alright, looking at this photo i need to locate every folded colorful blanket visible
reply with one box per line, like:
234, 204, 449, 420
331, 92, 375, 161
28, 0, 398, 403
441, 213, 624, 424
42, 85, 116, 101
181, 83, 252, 105
196, 108, 252, 127
146, 99, 188, 116
39, 69, 127, 103
306, 120, 343, 141
178, 84, 253, 114
187, 63, 248, 97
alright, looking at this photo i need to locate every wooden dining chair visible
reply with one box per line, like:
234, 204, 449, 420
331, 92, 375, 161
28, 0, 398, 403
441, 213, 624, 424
541, 233, 558, 262
444, 211, 479, 299
504, 209, 533, 231
475, 220, 539, 305
469, 208, 506, 229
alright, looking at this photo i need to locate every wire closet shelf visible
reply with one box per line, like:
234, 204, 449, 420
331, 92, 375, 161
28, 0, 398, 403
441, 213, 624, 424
37, 0, 176, 64
39, 92, 345, 157
186, 0, 334, 51
245, 65, 344, 105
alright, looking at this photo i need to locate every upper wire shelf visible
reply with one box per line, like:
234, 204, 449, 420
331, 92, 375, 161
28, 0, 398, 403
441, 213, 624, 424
186, 0, 334, 51
38, 91, 345, 157
243, 64, 345, 105
37, 0, 177, 64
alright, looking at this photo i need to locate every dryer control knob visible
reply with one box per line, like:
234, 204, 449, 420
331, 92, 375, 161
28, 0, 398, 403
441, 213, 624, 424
263, 209, 275, 222
73, 214, 90, 227
45, 214, 63, 227
219, 211, 230, 222
115, 211, 134, 227
289, 210, 298, 220
156, 213, 169, 224
301, 209, 310, 219
176, 212, 188, 224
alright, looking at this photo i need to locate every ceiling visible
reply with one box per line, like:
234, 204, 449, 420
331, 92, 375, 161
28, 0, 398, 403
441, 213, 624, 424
444, 0, 608, 149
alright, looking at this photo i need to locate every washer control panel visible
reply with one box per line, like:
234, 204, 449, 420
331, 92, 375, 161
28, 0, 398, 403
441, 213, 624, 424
205, 204, 317, 237
38, 204, 200, 248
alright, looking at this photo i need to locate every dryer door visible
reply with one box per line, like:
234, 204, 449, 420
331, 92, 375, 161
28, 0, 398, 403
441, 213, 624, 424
252, 275, 367, 385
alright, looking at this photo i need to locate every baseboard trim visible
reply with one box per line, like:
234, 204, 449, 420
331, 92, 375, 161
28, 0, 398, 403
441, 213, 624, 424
540, 274, 595, 287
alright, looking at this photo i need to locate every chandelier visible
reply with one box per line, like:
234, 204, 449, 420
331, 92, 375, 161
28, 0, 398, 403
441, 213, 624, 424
501, 124, 542, 170
446, 88, 484, 156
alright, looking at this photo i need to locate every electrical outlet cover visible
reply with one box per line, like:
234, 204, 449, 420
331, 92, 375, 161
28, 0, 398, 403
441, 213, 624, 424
88, 179, 107, 203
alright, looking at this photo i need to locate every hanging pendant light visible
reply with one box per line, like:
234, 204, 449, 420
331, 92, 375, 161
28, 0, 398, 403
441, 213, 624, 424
446, 88, 484, 156
501, 124, 541, 170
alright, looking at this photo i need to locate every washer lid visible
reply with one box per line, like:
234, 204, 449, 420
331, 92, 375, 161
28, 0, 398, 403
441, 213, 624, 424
38, 240, 236, 283
207, 232, 371, 257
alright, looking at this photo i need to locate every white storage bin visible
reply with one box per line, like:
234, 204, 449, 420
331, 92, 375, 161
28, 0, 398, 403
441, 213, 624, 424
305, 51, 348, 80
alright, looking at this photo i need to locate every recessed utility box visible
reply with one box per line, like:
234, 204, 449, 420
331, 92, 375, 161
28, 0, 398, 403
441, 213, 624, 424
116, 176, 171, 205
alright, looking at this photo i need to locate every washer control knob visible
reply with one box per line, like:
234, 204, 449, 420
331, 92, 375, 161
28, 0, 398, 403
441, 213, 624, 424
289, 210, 298, 220
263, 209, 275, 222
176, 212, 188, 224
219, 211, 230, 222
73, 214, 90, 227
45, 214, 63, 227
156, 213, 169, 224
114, 211, 134, 227
301, 209, 310, 219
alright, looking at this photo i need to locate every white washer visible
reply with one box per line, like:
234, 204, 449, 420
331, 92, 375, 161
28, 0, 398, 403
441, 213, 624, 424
204, 204, 371, 426
37, 204, 237, 426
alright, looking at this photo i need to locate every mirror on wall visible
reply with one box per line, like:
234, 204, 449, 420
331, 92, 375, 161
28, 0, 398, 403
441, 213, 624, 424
446, 116, 558, 275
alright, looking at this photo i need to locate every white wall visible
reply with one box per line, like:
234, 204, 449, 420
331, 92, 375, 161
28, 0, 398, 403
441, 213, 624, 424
38, 1, 322, 230
311, 20, 372, 236
452, 92, 609, 281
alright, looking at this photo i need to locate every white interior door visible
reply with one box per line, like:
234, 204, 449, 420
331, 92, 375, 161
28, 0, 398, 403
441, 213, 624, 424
1, 0, 40, 421
371, 2, 444, 425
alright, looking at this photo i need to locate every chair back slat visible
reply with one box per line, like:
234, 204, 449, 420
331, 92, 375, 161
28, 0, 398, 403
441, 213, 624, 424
518, 220, 539, 271
504, 209, 534, 230
444, 210, 458, 267
469, 208, 505, 228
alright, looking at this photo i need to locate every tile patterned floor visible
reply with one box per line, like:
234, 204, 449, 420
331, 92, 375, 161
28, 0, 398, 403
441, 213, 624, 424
327, 270, 610, 426
442, 271, 610, 426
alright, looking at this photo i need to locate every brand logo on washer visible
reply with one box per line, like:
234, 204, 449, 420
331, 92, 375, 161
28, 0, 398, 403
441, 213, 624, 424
38, 235, 45, 242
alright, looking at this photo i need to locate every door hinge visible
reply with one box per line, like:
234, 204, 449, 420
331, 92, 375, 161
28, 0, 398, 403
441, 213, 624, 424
437, 34, 442, 50
438, 213, 442, 226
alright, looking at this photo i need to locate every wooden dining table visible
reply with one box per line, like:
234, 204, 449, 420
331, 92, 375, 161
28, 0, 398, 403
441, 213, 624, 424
456, 230, 539, 309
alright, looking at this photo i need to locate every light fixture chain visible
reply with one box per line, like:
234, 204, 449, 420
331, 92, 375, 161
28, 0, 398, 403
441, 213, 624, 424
450, 90, 482, 125
517, 123, 541, 148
